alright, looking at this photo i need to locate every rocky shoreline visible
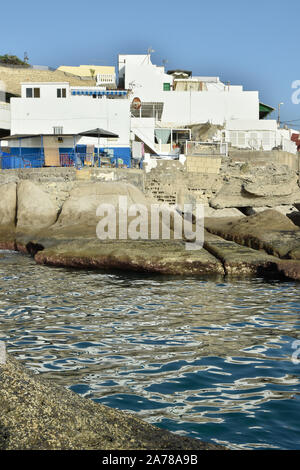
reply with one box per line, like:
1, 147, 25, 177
0, 351, 223, 450
0, 168, 299, 280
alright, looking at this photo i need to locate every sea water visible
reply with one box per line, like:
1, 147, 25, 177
0, 250, 299, 449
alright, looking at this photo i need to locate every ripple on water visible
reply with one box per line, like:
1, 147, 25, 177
0, 251, 300, 450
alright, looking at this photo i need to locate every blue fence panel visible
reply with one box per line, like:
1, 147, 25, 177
1, 154, 43, 169
1, 146, 132, 168
1, 155, 24, 169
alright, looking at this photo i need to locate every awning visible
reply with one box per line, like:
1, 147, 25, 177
71, 90, 127, 96
78, 128, 119, 138
259, 102, 275, 119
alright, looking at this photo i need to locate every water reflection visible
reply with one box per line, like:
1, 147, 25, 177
0, 250, 299, 449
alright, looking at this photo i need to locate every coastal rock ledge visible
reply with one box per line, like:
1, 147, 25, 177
1, 178, 300, 280
0, 354, 224, 450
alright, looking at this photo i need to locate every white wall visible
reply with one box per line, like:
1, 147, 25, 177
6, 136, 75, 148
131, 117, 155, 142
226, 119, 277, 131
119, 54, 259, 126
0, 103, 10, 130
119, 54, 173, 102
161, 90, 259, 125
21, 82, 70, 99
11, 93, 131, 148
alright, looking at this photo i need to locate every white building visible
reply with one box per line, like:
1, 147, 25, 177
1, 53, 298, 167
119, 53, 297, 155
225, 120, 298, 153
0, 81, 11, 138
4, 81, 131, 166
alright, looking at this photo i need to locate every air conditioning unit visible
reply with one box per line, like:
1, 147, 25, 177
53, 126, 63, 135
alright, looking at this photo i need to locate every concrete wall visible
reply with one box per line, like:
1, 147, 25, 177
0, 166, 144, 188
144, 160, 222, 206
228, 149, 300, 172
10, 93, 131, 149
186, 155, 222, 174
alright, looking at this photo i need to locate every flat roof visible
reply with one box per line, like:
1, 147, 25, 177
21, 82, 70, 86
2, 133, 76, 140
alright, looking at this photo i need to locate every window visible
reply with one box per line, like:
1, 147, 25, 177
163, 82, 171, 91
57, 88, 66, 98
26, 87, 40, 98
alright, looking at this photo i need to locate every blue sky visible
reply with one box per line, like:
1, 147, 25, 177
1, 0, 300, 126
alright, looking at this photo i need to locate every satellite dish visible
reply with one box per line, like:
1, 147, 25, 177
132, 97, 141, 110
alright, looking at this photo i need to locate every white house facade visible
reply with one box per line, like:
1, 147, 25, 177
120, 53, 297, 155
5, 82, 131, 166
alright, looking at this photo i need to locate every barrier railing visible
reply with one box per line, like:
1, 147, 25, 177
185, 141, 228, 157
0, 154, 43, 169
0, 152, 128, 169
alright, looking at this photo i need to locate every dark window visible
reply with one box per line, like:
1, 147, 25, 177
34, 88, 40, 98
26, 88, 33, 98
57, 88, 66, 98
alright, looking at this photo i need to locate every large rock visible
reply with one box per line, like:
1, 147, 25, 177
34, 239, 225, 276
211, 164, 300, 209
276, 260, 300, 280
0, 354, 223, 450
16, 181, 58, 233
0, 183, 17, 249
243, 205, 298, 216
0, 183, 17, 227
15, 180, 224, 276
204, 230, 285, 277
205, 209, 300, 259
56, 182, 147, 227
205, 207, 245, 218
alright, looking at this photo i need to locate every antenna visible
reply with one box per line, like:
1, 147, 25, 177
147, 47, 155, 63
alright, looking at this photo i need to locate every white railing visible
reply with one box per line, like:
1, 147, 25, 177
186, 141, 228, 157
96, 73, 116, 85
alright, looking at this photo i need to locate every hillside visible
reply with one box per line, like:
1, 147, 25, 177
0, 65, 96, 96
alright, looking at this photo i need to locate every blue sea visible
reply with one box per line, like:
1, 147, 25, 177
0, 250, 299, 449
